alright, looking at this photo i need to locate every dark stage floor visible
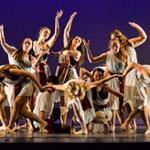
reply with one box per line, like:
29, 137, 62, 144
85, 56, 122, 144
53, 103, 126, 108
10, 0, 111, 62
0, 126, 150, 143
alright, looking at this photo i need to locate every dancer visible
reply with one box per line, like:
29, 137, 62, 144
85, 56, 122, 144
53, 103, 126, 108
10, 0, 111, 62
45, 74, 122, 134
85, 22, 147, 132
121, 62, 150, 135
80, 66, 124, 133
0, 64, 47, 133
0, 25, 39, 130
33, 10, 63, 84
33, 75, 61, 132
54, 12, 85, 83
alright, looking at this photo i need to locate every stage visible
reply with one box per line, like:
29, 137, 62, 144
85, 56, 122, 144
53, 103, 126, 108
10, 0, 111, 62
0, 126, 149, 143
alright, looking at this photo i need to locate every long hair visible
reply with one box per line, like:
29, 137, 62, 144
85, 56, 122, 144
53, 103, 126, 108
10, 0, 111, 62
64, 81, 86, 104
12, 38, 33, 62
111, 29, 132, 52
109, 38, 128, 62
12, 50, 24, 62
63, 37, 85, 66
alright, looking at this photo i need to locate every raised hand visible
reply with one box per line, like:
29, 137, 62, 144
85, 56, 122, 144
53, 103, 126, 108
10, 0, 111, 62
0, 24, 4, 32
83, 39, 91, 50
128, 22, 141, 29
56, 10, 63, 20
70, 12, 77, 19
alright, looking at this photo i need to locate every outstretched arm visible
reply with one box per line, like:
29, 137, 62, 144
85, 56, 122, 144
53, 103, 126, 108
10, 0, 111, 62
63, 12, 77, 47
9, 68, 45, 92
85, 74, 123, 90
0, 25, 17, 55
105, 85, 124, 99
83, 39, 107, 63
123, 62, 150, 78
128, 22, 147, 48
47, 10, 63, 49
44, 84, 66, 91
92, 74, 122, 85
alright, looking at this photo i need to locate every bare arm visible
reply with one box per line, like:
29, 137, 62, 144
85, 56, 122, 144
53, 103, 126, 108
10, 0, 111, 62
63, 12, 77, 47
31, 50, 49, 68
105, 85, 124, 99
79, 67, 93, 80
44, 84, 66, 91
83, 39, 107, 63
0, 64, 17, 71
58, 65, 69, 84
123, 62, 150, 78
91, 74, 122, 86
47, 10, 63, 49
9, 68, 45, 92
68, 50, 81, 61
0, 25, 17, 55
84, 74, 123, 91
51, 51, 61, 57
128, 22, 147, 48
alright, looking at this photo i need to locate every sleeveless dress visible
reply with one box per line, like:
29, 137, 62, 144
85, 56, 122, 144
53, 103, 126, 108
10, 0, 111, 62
132, 65, 150, 109
124, 46, 138, 106
55, 50, 79, 82
105, 51, 126, 110
124, 46, 149, 109
1, 69, 34, 97
33, 41, 51, 83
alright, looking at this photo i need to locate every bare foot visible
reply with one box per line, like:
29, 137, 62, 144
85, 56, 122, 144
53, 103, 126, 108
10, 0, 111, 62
28, 125, 33, 131
39, 128, 48, 133
0, 126, 6, 131
39, 121, 48, 133
43, 121, 48, 128
70, 127, 76, 134
19, 123, 29, 129
145, 129, 150, 136
127, 123, 136, 134
75, 129, 88, 135
120, 123, 127, 134
110, 124, 115, 133
5, 127, 16, 136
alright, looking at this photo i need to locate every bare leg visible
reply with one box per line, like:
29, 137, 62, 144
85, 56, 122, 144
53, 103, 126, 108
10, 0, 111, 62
121, 108, 140, 133
0, 93, 7, 130
39, 111, 48, 133
7, 96, 24, 130
72, 104, 88, 135
19, 104, 48, 132
143, 106, 150, 135
111, 110, 117, 133
118, 97, 124, 124
60, 106, 68, 124
0, 105, 7, 130
123, 103, 137, 133
70, 115, 76, 134
116, 110, 123, 124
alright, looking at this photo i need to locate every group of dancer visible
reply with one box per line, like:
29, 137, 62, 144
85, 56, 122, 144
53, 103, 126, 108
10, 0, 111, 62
0, 10, 150, 136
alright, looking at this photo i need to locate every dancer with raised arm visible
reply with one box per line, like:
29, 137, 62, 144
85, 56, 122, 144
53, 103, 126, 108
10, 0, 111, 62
85, 22, 147, 133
